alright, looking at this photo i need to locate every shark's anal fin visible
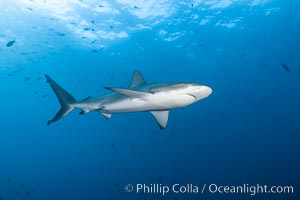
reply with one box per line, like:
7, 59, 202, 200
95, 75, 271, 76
129, 71, 146, 88
150, 110, 169, 130
104, 87, 152, 98
99, 112, 112, 119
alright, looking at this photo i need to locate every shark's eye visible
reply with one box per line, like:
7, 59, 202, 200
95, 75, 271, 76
176, 84, 187, 88
150, 87, 160, 93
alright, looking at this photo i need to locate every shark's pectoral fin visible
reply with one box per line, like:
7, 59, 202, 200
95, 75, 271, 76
129, 71, 146, 88
150, 110, 169, 130
104, 87, 152, 98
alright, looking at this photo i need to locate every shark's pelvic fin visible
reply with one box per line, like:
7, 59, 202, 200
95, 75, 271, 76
78, 109, 89, 115
45, 74, 76, 125
150, 110, 169, 129
129, 70, 146, 88
103, 87, 152, 98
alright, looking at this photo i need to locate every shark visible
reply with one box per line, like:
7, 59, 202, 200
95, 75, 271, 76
45, 71, 212, 129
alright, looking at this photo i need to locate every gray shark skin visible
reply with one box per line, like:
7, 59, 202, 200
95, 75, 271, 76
45, 71, 212, 129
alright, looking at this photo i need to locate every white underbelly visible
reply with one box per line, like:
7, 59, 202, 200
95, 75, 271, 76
102, 93, 195, 113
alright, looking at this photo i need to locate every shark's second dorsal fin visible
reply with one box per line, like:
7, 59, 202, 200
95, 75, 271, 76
150, 110, 169, 129
82, 96, 92, 101
129, 71, 146, 88
104, 87, 151, 98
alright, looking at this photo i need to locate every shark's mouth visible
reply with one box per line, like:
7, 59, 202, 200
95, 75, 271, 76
187, 93, 197, 100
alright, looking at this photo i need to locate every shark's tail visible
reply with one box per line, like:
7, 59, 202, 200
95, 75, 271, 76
45, 74, 76, 125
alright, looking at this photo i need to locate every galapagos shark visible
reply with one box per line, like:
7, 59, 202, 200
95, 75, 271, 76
45, 71, 212, 129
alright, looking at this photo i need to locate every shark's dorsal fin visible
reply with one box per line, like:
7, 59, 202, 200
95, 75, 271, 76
150, 110, 169, 129
104, 87, 151, 98
129, 71, 146, 88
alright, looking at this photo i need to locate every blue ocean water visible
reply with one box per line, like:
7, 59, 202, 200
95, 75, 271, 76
0, 0, 299, 199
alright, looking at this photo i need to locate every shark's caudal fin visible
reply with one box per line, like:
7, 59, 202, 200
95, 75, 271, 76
45, 75, 76, 125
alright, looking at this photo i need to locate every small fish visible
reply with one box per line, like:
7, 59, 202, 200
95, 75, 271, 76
65, 167, 71, 171
56, 32, 65, 37
30, 188, 34, 193
7, 178, 12, 183
157, 176, 164, 181
198, 43, 207, 47
26, 7, 33, 12
91, 47, 104, 53
84, 27, 90, 31
281, 64, 290, 72
24, 77, 31, 81
18, 182, 24, 188
91, 20, 95, 24
134, 6, 139, 9
110, 25, 114, 29
111, 142, 115, 148
6, 39, 15, 47
41, 95, 49, 98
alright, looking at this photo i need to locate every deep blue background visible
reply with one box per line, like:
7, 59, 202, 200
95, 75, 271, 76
0, 0, 299, 199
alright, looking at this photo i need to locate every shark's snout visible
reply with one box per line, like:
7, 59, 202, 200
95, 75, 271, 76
190, 85, 212, 100
202, 85, 213, 97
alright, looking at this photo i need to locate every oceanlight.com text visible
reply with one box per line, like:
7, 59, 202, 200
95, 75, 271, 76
124, 183, 294, 196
